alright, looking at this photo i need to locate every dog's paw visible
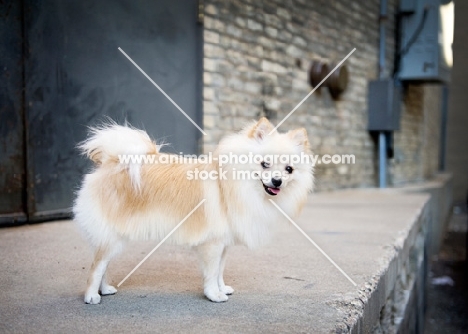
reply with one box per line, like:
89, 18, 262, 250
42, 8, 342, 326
100, 285, 117, 296
205, 290, 229, 303
84, 292, 101, 304
220, 285, 234, 295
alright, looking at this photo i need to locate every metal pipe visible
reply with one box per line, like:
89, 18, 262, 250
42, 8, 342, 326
379, 0, 387, 79
379, 132, 387, 187
379, 0, 388, 188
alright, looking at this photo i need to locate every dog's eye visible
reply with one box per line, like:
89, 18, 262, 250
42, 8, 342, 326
285, 166, 294, 174
261, 161, 270, 169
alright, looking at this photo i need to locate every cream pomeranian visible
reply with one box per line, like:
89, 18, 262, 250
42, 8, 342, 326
74, 117, 314, 304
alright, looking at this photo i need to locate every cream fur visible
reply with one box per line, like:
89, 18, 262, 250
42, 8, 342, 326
74, 118, 314, 304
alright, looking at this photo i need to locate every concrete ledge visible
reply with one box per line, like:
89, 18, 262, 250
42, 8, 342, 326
0, 177, 452, 333
400, 173, 453, 256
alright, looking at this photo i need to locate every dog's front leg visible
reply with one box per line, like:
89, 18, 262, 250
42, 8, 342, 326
196, 241, 228, 302
218, 247, 234, 295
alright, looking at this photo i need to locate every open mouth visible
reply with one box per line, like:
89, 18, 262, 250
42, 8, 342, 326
262, 183, 281, 196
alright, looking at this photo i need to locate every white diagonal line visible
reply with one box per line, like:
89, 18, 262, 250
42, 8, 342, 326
269, 199, 357, 286
117, 199, 206, 287
118, 47, 207, 136
269, 48, 356, 135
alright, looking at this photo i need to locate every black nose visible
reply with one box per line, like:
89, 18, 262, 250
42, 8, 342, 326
272, 178, 282, 187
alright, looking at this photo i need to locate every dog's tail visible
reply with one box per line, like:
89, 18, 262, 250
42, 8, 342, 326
79, 122, 160, 189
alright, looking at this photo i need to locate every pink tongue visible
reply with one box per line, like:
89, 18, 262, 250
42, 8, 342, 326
269, 187, 280, 194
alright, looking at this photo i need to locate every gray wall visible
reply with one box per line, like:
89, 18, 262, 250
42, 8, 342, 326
446, 0, 468, 204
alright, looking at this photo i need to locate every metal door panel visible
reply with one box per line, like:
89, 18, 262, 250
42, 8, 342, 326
20, 0, 202, 221
0, 1, 26, 224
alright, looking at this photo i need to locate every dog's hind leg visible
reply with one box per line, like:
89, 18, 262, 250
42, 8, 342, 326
218, 247, 234, 295
84, 241, 121, 304
196, 241, 228, 302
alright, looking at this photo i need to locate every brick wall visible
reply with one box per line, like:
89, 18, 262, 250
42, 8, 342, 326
202, 0, 442, 190
390, 84, 442, 186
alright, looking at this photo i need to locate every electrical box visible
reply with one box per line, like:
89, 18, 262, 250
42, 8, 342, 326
397, 0, 454, 82
400, 0, 417, 14
367, 79, 402, 131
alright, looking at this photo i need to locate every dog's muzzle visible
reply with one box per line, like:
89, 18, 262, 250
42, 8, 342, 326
262, 182, 281, 196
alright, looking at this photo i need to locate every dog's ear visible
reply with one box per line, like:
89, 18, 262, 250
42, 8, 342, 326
288, 128, 309, 149
248, 117, 274, 141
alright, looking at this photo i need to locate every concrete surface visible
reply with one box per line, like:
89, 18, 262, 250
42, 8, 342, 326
400, 173, 453, 256
0, 189, 434, 333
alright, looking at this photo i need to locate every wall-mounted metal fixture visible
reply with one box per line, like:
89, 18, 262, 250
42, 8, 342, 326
309, 60, 349, 99
309, 61, 329, 88
397, 0, 454, 82
375, 0, 390, 188
327, 62, 349, 99
368, 79, 402, 132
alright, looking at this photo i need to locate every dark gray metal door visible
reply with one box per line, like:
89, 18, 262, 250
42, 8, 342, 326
0, 1, 26, 224
1, 0, 203, 224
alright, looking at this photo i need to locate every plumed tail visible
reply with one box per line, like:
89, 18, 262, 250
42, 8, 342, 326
79, 122, 160, 190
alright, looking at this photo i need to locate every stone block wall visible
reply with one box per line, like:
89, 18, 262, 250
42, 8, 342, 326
202, 0, 443, 190
390, 84, 442, 186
